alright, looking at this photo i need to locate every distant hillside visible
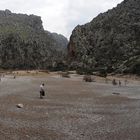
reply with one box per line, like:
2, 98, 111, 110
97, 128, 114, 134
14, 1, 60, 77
46, 32, 68, 52
68, 0, 140, 75
0, 10, 68, 69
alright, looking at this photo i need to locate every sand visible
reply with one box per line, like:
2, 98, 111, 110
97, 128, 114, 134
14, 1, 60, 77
0, 72, 140, 140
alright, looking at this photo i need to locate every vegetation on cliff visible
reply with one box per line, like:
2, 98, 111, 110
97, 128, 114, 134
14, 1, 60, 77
0, 10, 68, 70
68, 0, 140, 75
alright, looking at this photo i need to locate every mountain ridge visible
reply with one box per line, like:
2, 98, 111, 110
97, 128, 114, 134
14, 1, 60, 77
0, 9, 68, 70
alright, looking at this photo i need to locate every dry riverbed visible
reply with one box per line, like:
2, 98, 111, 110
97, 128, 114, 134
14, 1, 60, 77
0, 72, 140, 140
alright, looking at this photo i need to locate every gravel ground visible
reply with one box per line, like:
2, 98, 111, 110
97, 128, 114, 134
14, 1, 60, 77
0, 74, 140, 140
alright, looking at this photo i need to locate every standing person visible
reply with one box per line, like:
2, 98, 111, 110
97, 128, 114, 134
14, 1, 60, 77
124, 79, 127, 86
112, 79, 117, 85
40, 83, 45, 99
13, 74, 16, 79
119, 80, 121, 86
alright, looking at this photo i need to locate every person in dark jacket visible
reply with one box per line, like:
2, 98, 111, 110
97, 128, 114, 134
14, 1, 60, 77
40, 83, 45, 99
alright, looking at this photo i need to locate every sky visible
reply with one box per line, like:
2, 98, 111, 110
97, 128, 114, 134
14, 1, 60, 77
0, 0, 123, 39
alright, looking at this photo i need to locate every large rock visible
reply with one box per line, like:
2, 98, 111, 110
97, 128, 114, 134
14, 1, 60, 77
68, 0, 140, 75
16, 104, 24, 108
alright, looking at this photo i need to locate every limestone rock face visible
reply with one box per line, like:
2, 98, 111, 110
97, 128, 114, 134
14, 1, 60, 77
68, 0, 140, 74
0, 10, 68, 69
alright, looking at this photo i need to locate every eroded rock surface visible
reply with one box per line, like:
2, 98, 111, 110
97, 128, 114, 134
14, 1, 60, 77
68, 0, 140, 74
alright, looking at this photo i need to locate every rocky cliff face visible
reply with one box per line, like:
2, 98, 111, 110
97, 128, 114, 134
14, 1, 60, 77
68, 0, 140, 75
0, 10, 68, 69
47, 32, 68, 52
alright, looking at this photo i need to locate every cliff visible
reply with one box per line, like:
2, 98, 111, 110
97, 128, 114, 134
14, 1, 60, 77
68, 0, 140, 75
0, 10, 68, 69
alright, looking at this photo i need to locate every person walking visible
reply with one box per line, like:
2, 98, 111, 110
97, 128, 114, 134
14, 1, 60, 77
40, 83, 45, 99
119, 80, 121, 86
112, 79, 117, 85
124, 79, 127, 86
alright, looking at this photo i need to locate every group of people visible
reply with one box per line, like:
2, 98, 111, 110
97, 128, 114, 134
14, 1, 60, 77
0, 74, 16, 82
112, 79, 128, 86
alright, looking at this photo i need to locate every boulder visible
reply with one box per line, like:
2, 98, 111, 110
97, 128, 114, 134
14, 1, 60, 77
16, 104, 24, 108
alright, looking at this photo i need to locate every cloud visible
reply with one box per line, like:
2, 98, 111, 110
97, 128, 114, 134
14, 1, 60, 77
65, 0, 123, 38
0, 0, 123, 39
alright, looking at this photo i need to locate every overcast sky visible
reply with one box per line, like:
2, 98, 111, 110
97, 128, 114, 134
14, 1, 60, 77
0, 0, 123, 39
